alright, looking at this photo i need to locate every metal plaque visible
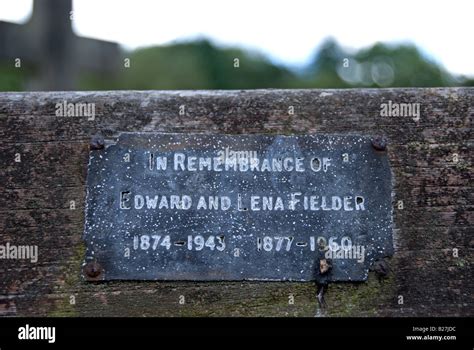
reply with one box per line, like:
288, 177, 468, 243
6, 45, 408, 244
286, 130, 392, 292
83, 133, 393, 282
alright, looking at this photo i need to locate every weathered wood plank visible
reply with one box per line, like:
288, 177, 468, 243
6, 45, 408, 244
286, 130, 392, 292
0, 88, 472, 317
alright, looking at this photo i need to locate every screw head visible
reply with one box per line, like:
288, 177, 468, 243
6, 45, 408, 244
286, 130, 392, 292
90, 135, 105, 150
373, 259, 390, 279
319, 258, 332, 275
371, 136, 387, 151
84, 261, 102, 279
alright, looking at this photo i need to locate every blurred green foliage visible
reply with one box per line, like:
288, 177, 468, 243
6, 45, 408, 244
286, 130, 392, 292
78, 39, 294, 90
306, 39, 462, 88
2, 38, 473, 91
0, 62, 35, 90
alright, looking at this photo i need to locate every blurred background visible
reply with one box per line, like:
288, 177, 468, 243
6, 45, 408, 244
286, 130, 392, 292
0, 0, 473, 91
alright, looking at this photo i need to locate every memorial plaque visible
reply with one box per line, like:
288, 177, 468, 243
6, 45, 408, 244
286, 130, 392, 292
83, 133, 393, 282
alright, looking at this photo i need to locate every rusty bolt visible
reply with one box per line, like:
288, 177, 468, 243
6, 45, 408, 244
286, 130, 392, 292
90, 135, 105, 150
373, 259, 390, 279
319, 258, 332, 275
316, 283, 327, 308
371, 136, 387, 151
84, 261, 102, 278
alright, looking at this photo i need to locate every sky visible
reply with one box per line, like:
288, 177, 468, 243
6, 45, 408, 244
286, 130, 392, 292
1, 0, 473, 76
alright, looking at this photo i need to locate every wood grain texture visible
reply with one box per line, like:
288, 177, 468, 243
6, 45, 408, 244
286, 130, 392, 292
0, 88, 472, 317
